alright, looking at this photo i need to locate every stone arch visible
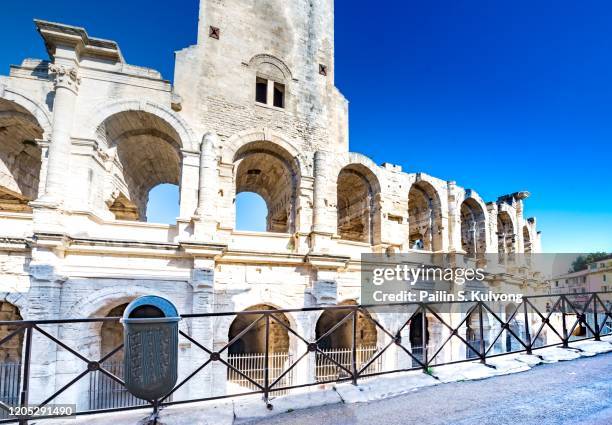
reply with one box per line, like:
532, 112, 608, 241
232, 138, 301, 233
227, 304, 292, 355
95, 106, 187, 221
315, 300, 377, 350
248, 54, 293, 81
408, 178, 444, 251
83, 99, 197, 151
0, 96, 46, 211
460, 195, 487, 257
0, 85, 52, 139
336, 162, 381, 244
222, 128, 306, 176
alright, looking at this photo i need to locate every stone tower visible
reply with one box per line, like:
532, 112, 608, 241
174, 0, 348, 154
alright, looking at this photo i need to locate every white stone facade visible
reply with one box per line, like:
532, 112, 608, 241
0, 0, 544, 409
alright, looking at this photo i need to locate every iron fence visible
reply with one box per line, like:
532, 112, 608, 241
0, 291, 610, 423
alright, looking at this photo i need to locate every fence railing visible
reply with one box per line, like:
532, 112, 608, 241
227, 352, 293, 395
0, 292, 610, 423
315, 346, 381, 382
88, 361, 148, 410
0, 364, 20, 420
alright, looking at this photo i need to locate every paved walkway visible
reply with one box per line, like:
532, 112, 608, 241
243, 352, 612, 425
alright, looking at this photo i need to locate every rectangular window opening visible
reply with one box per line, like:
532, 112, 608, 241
256, 77, 268, 104
273, 82, 285, 108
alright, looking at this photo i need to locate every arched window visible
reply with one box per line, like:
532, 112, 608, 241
523, 226, 532, 254
337, 165, 380, 243
0, 99, 43, 212
233, 141, 298, 233
460, 198, 487, 257
408, 181, 442, 251
235, 192, 268, 231
98, 111, 182, 223
251, 55, 290, 110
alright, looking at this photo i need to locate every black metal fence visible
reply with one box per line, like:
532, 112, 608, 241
0, 292, 610, 423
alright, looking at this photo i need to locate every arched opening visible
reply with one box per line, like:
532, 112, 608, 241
409, 312, 429, 367
0, 302, 23, 410
315, 301, 379, 382
408, 181, 443, 251
233, 142, 297, 233
227, 305, 293, 393
497, 211, 515, 258
460, 198, 486, 257
0, 99, 43, 212
98, 111, 182, 223
337, 165, 379, 243
235, 192, 268, 232
91, 304, 146, 409
465, 307, 489, 359
145, 183, 180, 224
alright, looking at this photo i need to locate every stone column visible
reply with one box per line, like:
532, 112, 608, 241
39, 64, 80, 206
194, 133, 219, 241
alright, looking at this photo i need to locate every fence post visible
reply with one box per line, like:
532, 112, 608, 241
523, 300, 532, 355
18, 324, 33, 425
593, 295, 601, 341
421, 304, 428, 370
264, 314, 271, 409
478, 302, 486, 364
561, 296, 569, 348
351, 308, 358, 385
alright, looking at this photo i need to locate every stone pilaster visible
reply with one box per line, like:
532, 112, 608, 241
311, 151, 334, 253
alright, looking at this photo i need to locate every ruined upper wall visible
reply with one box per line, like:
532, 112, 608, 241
175, 0, 348, 155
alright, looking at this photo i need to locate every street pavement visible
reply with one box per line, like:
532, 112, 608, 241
242, 352, 612, 425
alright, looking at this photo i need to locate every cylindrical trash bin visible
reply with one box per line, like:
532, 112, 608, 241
121, 296, 180, 401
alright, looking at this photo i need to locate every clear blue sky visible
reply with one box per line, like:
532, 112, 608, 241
1, 0, 610, 253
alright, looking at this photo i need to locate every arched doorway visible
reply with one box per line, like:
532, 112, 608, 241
408, 181, 442, 251
336, 165, 380, 243
460, 198, 486, 257
227, 305, 293, 393
233, 142, 298, 233
0, 99, 43, 212
98, 111, 182, 222
314, 301, 380, 382
90, 304, 146, 409
0, 302, 23, 412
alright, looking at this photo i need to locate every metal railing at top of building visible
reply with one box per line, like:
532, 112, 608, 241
0, 291, 611, 424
